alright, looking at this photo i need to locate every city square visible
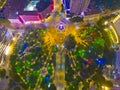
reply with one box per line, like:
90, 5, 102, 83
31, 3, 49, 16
0, 0, 120, 90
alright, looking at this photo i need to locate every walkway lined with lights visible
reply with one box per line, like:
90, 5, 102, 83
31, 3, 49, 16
55, 49, 65, 90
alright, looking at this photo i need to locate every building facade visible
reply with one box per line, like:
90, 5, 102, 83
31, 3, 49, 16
2, 0, 54, 26
115, 50, 120, 73
70, 0, 90, 15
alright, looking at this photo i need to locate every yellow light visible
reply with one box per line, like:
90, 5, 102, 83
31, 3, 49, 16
102, 86, 109, 90
12, 37, 16, 41
105, 87, 109, 90
110, 25, 119, 43
104, 28, 108, 31
113, 14, 120, 23
0, 0, 7, 9
5, 46, 11, 55
104, 21, 108, 25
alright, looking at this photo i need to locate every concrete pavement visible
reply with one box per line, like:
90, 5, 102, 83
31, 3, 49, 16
55, 50, 65, 90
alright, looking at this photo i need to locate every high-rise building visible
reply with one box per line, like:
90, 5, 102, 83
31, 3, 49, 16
115, 50, 120, 73
70, 0, 90, 15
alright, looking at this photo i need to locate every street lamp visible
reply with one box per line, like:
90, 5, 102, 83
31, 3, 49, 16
102, 86, 109, 90
12, 37, 16, 41
5, 45, 11, 55
104, 21, 108, 25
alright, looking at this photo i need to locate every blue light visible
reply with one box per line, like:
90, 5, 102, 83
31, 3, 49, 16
96, 58, 105, 65
83, 60, 87, 65
23, 42, 28, 50
19, 51, 24, 56
45, 75, 50, 82
63, 0, 70, 14
15, 11, 18, 15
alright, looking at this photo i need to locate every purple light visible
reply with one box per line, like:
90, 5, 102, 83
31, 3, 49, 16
81, 12, 85, 17
18, 14, 42, 24
58, 24, 64, 30
66, 9, 70, 11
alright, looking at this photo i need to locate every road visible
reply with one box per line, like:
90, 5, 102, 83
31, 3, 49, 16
0, 26, 13, 65
0, 0, 7, 9
0, 34, 21, 90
